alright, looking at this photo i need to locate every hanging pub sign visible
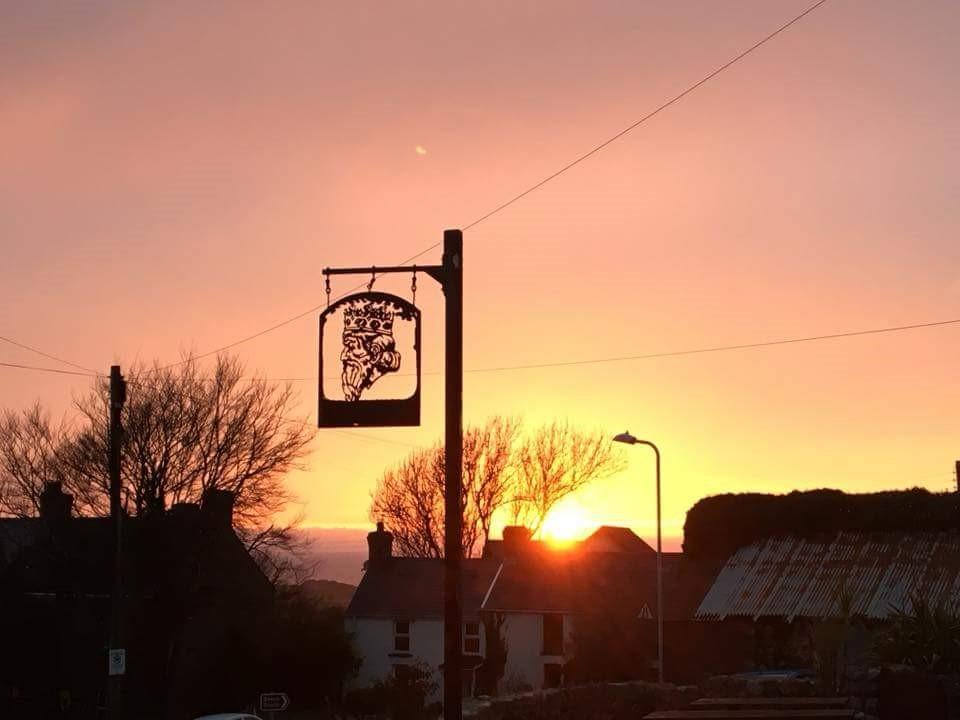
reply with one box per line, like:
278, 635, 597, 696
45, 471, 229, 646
318, 291, 421, 427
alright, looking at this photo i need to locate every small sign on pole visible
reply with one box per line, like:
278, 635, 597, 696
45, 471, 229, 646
260, 693, 290, 713
108, 649, 126, 676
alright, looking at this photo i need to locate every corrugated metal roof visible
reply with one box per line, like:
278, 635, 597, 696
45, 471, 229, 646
696, 531, 960, 621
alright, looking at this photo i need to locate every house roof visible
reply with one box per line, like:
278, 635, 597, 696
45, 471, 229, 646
481, 548, 701, 621
696, 531, 960, 621
581, 526, 655, 555
346, 558, 500, 622
0, 495, 272, 603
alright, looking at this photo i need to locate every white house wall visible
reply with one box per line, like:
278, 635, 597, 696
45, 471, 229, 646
499, 612, 574, 692
346, 617, 486, 698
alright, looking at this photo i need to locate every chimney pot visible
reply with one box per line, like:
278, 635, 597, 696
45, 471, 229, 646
39, 482, 73, 523
201, 489, 235, 530
367, 521, 393, 565
503, 525, 533, 556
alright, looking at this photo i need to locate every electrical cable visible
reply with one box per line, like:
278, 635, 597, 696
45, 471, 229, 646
153, 0, 829, 365
0, 335, 99, 374
262, 316, 960, 382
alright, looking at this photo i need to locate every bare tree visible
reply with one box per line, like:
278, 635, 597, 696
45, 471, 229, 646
369, 416, 519, 558
370, 447, 447, 558
510, 421, 624, 536
0, 404, 73, 517
65, 355, 313, 524
464, 416, 519, 545
0, 355, 315, 578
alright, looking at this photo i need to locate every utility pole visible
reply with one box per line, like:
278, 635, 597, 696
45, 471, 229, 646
956, 460, 959, 494
108, 365, 127, 720
441, 230, 464, 720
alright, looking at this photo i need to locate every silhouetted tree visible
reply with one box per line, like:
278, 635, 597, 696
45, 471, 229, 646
510, 421, 624, 536
369, 417, 518, 558
369, 417, 621, 557
266, 587, 359, 708
0, 403, 74, 517
0, 355, 315, 575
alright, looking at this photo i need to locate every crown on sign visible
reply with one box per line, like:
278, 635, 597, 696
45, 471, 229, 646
344, 300, 395, 335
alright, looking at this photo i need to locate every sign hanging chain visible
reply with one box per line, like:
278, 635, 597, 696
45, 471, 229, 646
367, 267, 377, 292
411, 266, 418, 306
325, 274, 331, 308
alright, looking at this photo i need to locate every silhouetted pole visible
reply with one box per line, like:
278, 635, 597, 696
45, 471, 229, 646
442, 230, 463, 720
613, 432, 663, 683
321, 232, 466, 718
108, 365, 127, 720
956, 460, 959, 494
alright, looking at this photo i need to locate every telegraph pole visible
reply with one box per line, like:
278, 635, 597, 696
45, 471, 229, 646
108, 365, 127, 720
441, 230, 464, 720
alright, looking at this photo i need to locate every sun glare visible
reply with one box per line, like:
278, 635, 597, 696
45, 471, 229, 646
541, 501, 595, 547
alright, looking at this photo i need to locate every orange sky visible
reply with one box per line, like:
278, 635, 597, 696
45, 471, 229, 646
2, 1, 959, 547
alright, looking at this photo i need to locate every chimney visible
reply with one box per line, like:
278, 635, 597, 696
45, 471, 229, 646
39, 482, 73, 524
503, 525, 532, 556
200, 489, 235, 530
367, 521, 393, 565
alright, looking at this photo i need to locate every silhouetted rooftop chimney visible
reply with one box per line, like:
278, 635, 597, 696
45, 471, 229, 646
502, 525, 533, 556
200, 489, 235, 530
39, 482, 73, 524
367, 521, 393, 565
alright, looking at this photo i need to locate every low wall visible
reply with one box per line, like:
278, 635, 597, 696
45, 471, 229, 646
468, 683, 698, 720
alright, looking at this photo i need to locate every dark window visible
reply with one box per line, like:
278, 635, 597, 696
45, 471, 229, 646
542, 614, 563, 655
464, 622, 481, 655
394, 620, 411, 652
543, 663, 563, 689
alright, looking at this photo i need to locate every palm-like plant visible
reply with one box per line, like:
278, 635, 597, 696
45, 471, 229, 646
875, 593, 960, 673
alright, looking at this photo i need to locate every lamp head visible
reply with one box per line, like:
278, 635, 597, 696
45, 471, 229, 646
613, 431, 638, 445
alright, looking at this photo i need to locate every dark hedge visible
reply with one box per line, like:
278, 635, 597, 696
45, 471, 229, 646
683, 487, 960, 562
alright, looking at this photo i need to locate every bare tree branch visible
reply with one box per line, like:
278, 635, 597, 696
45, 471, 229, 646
510, 421, 625, 537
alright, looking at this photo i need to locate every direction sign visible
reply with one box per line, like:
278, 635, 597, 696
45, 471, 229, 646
108, 649, 126, 676
260, 693, 290, 712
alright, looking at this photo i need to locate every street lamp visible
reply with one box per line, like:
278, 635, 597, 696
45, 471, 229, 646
613, 431, 663, 684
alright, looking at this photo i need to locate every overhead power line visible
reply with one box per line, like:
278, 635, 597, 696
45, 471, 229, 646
0, 361, 99, 378
265, 316, 960, 382
6, 317, 957, 382
462, 317, 960, 374
462, 0, 830, 230
156, 0, 829, 365
0, 335, 98, 374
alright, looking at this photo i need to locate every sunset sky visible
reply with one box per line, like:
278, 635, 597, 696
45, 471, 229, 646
3, 0, 959, 549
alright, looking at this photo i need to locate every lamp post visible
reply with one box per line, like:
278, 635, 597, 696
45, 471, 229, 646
613, 431, 663, 684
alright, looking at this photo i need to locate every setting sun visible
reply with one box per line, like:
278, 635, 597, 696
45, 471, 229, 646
540, 499, 596, 546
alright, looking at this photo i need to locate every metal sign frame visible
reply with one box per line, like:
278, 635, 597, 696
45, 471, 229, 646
318, 291, 422, 428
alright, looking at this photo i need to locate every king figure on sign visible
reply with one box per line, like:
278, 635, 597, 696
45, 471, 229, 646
318, 290, 421, 428
340, 297, 403, 401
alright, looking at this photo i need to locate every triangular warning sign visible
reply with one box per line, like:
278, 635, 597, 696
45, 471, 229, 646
638, 604, 653, 620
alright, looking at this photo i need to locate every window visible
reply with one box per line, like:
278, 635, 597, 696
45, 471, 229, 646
464, 622, 481, 655
543, 663, 563, 689
542, 614, 563, 655
394, 620, 410, 652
